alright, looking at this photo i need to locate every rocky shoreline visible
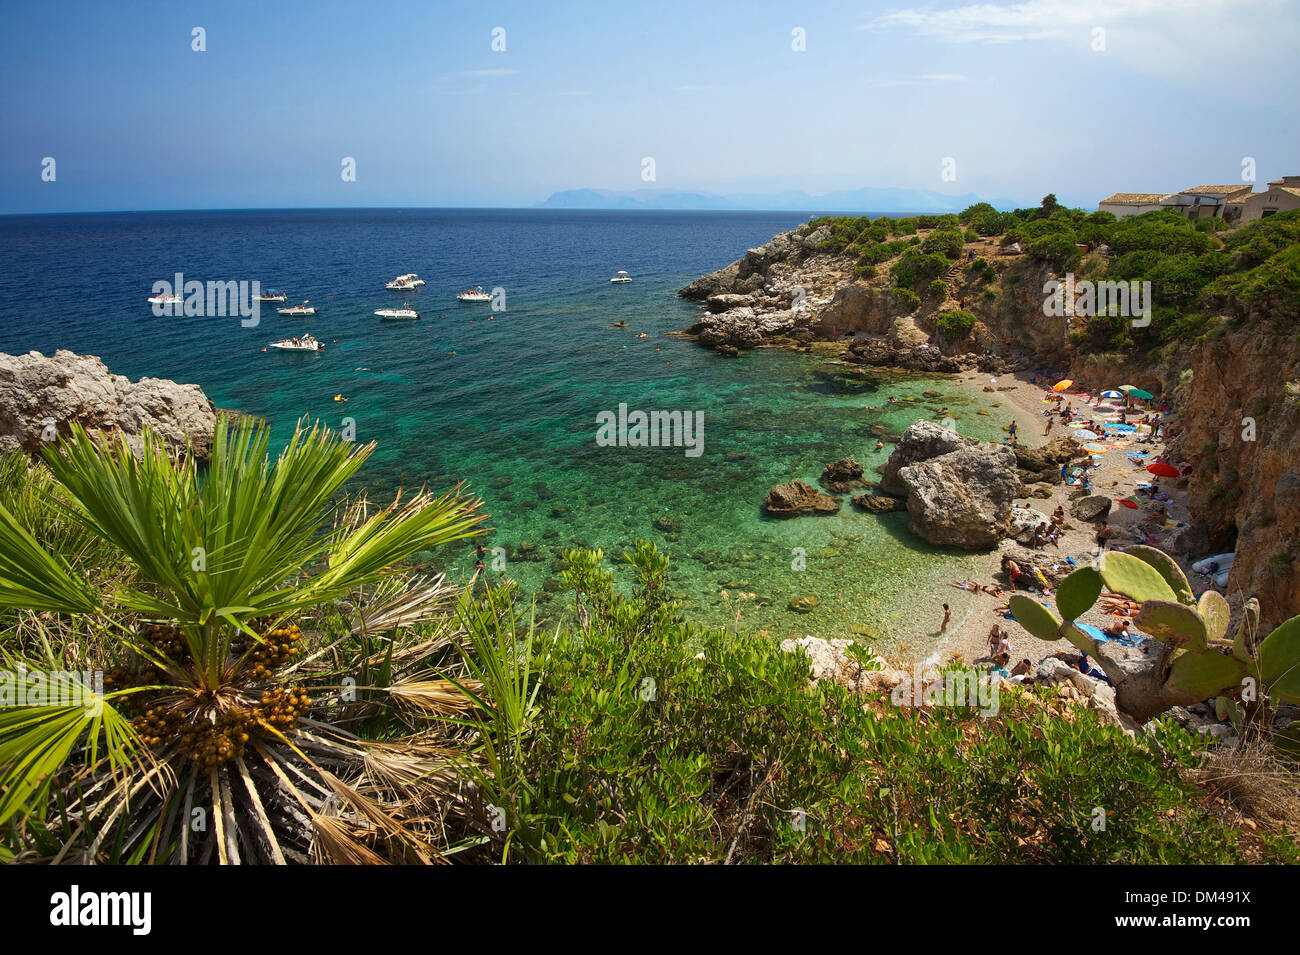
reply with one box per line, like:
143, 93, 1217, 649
0, 349, 216, 460
679, 218, 1300, 633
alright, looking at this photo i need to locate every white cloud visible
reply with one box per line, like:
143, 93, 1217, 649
862, 0, 1269, 44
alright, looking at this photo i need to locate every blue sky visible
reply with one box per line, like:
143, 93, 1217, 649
2, 0, 1297, 213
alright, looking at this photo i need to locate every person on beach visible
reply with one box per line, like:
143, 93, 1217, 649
988, 626, 1002, 657
875, 439, 884, 450
1051, 505, 1065, 525
1010, 658, 1033, 677
1008, 420, 1017, 439
1095, 522, 1113, 548
995, 632, 1011, 658
1031, 523, 1047, 549
940, 603, 951, 633
1004, 557, 1023, 589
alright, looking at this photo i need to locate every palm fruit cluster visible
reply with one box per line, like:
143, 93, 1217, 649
1008, 545, 1300, 722
233, 620, 303, 681
134, 705, 255, 770
130, 685, 311, 768
253, 685, 311, 730
104, 624, 194, 715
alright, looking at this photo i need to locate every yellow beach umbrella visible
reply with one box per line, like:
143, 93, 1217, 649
1052, 379, 1073, 392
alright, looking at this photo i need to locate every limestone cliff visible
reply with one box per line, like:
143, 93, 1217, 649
0, 349, 216, 461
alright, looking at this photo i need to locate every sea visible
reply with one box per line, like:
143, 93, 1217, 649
0, 208, 1019, 652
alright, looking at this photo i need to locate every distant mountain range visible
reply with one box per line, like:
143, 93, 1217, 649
535, 187, 1028, 213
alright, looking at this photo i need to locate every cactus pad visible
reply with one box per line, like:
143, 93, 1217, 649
1123, 544, 1195, 604
1056, 566, 1103, 621
1258, 615, 1300, 704
1167, 648, 1246, 700
1197, 590, 1231, 643
1008, 595, 1062, 642
1134, 599, 1208, 651
1098, 551, 1177, 604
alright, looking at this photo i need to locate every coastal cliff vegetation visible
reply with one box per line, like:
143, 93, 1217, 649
0, 420, 1297, 864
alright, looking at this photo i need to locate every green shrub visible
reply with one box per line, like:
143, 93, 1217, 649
936, 309, 976, 336
892, 249, 949, 290
1025, 234, 1081, 270
922, 227, 965, 259
893, 287, 921, 310
470, 542, 1293, 864
927, 278, 948, 299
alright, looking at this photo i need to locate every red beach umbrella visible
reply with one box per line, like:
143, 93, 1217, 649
1147, 462, 1179, 478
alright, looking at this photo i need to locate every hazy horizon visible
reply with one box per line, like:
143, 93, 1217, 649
3, 0, 1297, 215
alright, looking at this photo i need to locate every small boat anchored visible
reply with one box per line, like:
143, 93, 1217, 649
375, 302, 420, 320
267, 334, 323, 352
457, 286, 492, 302
609, 270, 632, 283
255, 289, 288, 303
147, 292, 183, 306
386, 273, 426, 290
278, 301, 317, 316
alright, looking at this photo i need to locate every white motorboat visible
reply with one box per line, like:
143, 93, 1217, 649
386, 273, 426, 290
457, 286, 492, 302
256, 289, 288, 303
278, 301, 317, 316
267, 334, 323, 352
147, 292, 183, 306
609, 271, 632, 283
375, 302, 420, 320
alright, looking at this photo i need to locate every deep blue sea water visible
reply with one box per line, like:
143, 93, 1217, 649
0, 208, 1016, 651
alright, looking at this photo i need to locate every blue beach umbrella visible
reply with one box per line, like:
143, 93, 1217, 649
1101, 390, 1123, 398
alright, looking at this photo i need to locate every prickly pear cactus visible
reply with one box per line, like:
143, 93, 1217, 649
1007, 547, 1300, 723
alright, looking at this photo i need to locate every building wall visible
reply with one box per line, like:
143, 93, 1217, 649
1241, 188, 1300, 222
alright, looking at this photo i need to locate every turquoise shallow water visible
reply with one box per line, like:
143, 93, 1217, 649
0, 209, 1017, 651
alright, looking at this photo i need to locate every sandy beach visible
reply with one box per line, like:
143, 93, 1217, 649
912, 368, 1193, 670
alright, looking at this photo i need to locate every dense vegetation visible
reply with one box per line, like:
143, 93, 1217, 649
810, 200, 1300, 357
3, 423, 1294, 865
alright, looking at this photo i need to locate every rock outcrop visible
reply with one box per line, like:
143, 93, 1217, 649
1070, 495, 1112, 523
852, 493, 906, 513
819, 456, 866, 494
763, 480, 840, 517
899, 442, 1021, 549
778, 636, 904, 694
879, 420, 974, 496
0, 350, 216, 460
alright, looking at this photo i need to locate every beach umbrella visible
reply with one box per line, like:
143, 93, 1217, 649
1052, 379, 1073, 392
1074, 429, 1098, 440
1147, 462, 1179, 478
1100, 390, 1123, 398
1118, 385, 1138, 393
1084, 443, 1105, 453
1128, 388, 1154, 400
